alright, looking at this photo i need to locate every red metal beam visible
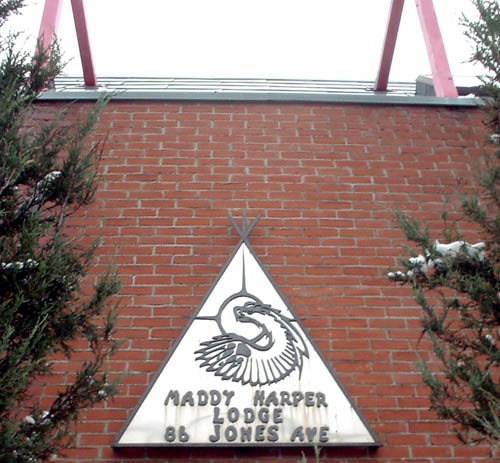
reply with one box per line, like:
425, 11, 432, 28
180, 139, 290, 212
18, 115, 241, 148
37, 0, 97, 87
375, 0, 458, 97
374, 0, 405, 92
415, 0, 457, 97
37, 0, 63, 51
70, 0, 97, 86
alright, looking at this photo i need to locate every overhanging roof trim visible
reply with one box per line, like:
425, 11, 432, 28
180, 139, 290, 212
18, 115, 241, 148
39, 76, 479, 107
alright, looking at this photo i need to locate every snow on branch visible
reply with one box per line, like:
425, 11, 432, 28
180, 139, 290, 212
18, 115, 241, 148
35, 170, 62, 197
1, 259, 39, 271
388, 241, 486, 281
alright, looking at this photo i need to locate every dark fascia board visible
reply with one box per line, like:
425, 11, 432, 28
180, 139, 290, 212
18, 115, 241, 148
38, 89, 480, 107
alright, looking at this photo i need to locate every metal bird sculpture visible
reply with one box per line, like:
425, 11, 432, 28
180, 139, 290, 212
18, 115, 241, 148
195, 247, 309, 386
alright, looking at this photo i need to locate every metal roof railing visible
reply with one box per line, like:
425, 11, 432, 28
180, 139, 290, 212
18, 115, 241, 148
38, 76, 479, 107
47, 76, 416, 95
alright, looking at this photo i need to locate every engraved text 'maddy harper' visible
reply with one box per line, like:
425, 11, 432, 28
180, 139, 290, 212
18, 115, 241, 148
164, 389, 328, 408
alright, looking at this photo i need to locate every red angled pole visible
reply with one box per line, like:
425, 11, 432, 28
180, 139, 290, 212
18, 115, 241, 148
37, 0, 97, 87
71, 0, 97, 86
374, 0, 405, 92
415, 0, 457, 97
37, 0, 63, 52
375, 0, 458, 97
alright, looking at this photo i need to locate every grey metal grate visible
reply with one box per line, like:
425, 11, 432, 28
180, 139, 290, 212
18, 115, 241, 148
49, 76, 417, 96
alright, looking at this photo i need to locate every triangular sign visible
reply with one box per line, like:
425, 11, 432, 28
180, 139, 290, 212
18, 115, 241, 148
114, 214, 379, 447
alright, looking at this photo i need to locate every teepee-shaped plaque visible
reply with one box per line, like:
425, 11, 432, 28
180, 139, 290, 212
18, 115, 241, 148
114, 213, 379, 447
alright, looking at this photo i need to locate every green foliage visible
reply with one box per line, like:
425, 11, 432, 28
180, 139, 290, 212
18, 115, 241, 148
0, 2, 120, 462
392, 218, 500, 443
390, 0, 500, 444
298, 445, 322, 463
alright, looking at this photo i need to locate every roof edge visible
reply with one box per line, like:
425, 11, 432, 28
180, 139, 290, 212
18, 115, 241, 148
38, 89, 480, 107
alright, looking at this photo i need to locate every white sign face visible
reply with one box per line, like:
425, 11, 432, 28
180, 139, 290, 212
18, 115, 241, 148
114, 236, 379, 447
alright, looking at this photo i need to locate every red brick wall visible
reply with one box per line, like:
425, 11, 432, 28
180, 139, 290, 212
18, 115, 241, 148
37, 100, 495, 462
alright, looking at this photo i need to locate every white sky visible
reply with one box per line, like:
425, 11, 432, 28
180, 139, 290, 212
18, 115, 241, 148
7, 0, 485, 83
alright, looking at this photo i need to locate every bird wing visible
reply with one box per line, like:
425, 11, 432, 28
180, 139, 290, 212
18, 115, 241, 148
195, 328, 307, 386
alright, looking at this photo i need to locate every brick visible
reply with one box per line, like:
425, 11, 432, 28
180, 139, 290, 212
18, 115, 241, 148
30, 99, 490, 463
